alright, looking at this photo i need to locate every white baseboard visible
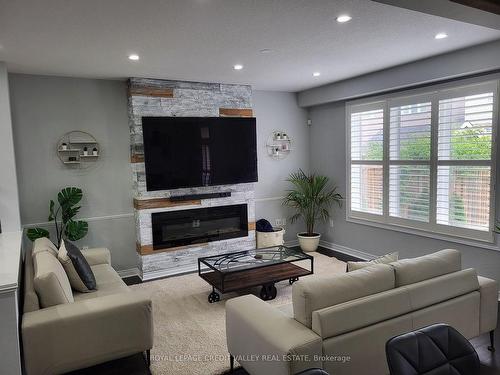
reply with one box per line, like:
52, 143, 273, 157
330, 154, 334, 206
117, 267, 141, 279
319, 240, 376, 260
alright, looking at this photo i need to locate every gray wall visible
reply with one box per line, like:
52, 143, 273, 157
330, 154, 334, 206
253, 90, 309, 241
8, 75, 309, 270
9, 74, 136, 270
298, 39, 500, 107
0, 63, 21, 232
308, 80, 500, 280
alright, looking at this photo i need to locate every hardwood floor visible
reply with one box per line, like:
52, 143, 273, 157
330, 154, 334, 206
471, 319, 500, 375
68, 248, 500, 374
67, 310, 500, 375
67, 353, 151, 375
67, 323, 500, 375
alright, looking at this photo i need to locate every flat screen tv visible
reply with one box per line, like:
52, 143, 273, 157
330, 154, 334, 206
142, 117, 258, 191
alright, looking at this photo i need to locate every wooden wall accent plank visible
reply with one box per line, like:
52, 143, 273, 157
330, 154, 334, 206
248, 222, 256, 231
129, 87, 174, 98
136, 242, 209, 255
134, 198, 201, 210
136, 243, 153, 255
130, 154, 144, 163
450, 0, 500, 15
219, 108, 253, 117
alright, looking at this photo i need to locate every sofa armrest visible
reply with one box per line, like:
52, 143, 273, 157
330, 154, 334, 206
82, 247, 111, 266
478, 276, 498, 334
226, 295, 322, 375
22, 292, 153, 375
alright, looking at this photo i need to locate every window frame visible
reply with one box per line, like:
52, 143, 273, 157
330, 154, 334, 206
346, 79, 499, 244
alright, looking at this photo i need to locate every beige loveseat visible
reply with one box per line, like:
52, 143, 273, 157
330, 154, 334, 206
22, 238, 153, 375
226, 249, 498, 375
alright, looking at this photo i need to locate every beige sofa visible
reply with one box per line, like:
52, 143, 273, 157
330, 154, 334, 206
22, 238, 153, 375
226, 249, 498, 375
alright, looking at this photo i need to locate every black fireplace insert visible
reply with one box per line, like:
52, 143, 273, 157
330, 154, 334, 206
152, 204, 248, 250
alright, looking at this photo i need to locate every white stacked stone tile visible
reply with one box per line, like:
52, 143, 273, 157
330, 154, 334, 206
141, 231, 256, 279
128, 78, 255, 279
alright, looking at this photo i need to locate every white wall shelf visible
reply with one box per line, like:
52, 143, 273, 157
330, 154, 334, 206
266, 130, 292, 160
56, 130, 100, 168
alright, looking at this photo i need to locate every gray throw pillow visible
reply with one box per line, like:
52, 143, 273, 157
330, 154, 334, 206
347, 252, 399, 272
58, 240, 97, 292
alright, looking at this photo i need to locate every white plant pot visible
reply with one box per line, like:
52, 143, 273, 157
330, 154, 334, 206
297, 233, 321, 252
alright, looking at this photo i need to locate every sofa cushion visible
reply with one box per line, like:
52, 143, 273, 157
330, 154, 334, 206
312, 287, 412, 339
33, 251, 74, 307
58, 240, 97, 293
390, 249, 461, 287
73, 264, 130, 301
310, 268, 480, 340
293, 264, 395, 328
32, 237, 58, 257
405, 268, 479, 311
347, 252, 398, 272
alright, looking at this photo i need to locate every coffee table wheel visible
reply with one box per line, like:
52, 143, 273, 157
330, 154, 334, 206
260, 284, 277, 301
289, 277, 299, 285
208, 291, 220, 303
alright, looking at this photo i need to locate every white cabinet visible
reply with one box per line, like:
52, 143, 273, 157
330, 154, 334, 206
0, 231, 23, 375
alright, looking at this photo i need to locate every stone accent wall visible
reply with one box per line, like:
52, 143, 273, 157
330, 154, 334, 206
127, 78, 256, 279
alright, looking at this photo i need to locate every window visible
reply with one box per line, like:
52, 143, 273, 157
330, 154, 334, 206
350, 106, 384, 215
347, 81, 498, 242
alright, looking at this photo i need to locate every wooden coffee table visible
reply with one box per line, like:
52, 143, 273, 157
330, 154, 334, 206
198, 245, 314, 303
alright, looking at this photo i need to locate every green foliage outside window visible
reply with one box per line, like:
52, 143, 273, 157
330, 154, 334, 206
450, 128, 491, 160
450, 195, 466, 224
364, 128, 491, 161
362, 126, 491, 222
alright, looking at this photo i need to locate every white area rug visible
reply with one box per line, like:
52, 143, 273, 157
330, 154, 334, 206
131, 252, 346, 375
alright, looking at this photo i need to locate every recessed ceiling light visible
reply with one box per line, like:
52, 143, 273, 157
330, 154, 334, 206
233, 64, 243, 70
435, 33, 448, 40
313, 72, 321, 77
336, 15, 352, 23
128, 54, 140, 61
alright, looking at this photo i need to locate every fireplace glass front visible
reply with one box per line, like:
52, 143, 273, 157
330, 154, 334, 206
151, 204, 248, 249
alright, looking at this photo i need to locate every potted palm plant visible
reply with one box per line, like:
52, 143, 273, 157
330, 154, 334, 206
283, 170, 343, 252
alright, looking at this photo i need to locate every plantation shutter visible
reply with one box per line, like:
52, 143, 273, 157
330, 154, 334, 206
436, 90, 495, 231
349, 104, 384, 215
388, 101, 432, 222
347, 80, 497, 242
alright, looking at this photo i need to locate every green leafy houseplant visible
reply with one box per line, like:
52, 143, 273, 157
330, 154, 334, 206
26, 187, 88, 247
283, 170, 343, 251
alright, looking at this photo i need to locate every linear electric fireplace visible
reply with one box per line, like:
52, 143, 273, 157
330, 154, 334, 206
152, 204, 248, 250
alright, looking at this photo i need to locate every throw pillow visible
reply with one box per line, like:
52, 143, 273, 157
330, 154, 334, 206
32, 237, 59, 257
33, 251, 75, 307
347, 252, 399, 272
58, 240, 97, 292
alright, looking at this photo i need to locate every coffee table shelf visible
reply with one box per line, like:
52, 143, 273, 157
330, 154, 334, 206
198, 246, 313, 303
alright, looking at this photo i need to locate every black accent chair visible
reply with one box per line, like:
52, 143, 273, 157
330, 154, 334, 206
295, 369, 329, 375
386, 324, 479, 375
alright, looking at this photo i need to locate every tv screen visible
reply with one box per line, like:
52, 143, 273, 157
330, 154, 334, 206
142, 117, 258, 191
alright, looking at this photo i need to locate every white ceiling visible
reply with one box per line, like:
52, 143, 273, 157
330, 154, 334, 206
0, 0, 499, 92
